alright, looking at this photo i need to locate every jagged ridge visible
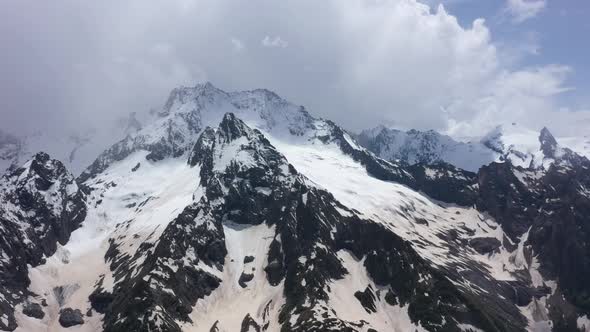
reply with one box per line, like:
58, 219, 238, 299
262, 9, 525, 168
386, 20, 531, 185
0, 152, 86, 330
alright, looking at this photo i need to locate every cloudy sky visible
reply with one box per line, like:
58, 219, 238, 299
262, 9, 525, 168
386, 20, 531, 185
1, 0, 589, 138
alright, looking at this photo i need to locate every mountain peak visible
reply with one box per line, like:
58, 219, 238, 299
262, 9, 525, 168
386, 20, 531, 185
4, 151, 72, 193
218, 112, 252, 142
195, 81, 227, 97
480, 125, 504, 154
539, 126, 558, 158
195, 81, 217, 90
78, 84, 312, 182
160, 81, 226, 116
188, 113, 292, 196
220, 111, 239, 125
32, 150, 51, 162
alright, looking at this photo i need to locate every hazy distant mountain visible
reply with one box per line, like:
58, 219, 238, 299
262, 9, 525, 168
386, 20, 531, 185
358, 123, 590, 173
0, 111, 151, 176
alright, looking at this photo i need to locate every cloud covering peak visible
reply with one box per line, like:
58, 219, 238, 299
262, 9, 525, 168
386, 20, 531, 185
0, 0, 585, 139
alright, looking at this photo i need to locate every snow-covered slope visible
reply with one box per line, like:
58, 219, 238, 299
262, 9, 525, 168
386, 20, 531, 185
1, 83, 590, 332
17, 150, 201, 332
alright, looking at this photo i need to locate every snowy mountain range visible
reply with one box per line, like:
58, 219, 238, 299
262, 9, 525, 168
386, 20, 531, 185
1, 82, 589, 332
357, 124, 590, 172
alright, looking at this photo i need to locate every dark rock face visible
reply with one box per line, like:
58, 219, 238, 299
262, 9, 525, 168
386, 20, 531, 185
264, 238, 285, 286
243, 255, 255, 264
354, 286, 377, 313
336, 215, 530, 332
469, 237, 502, 255
1, 152, 87, 253
88, 284, 114, 314
238, 272, 254, 288
0, 152, 86, 331
407, 162, 478, 206
22, 302, 44, 319
59, 308, 84, 327
474, 130, 590, 324
477, 162, 539, 236
240, 314, 261, 332
209, 321, 220, 332
539, 127, 558, 158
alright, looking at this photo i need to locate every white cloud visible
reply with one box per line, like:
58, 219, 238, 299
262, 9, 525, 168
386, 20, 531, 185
505, 0, 546, 23
446, 65, 573, 136
0, 0, 581, 139
231, 37, 245, 52
261, 36, 288, 48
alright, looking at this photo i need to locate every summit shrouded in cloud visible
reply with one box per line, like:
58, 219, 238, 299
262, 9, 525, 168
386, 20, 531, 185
1, 0, 589, 140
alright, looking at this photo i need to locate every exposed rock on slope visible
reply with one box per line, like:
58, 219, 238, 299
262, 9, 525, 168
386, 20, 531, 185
0, 152, 86, 330
477, 129, 590, 329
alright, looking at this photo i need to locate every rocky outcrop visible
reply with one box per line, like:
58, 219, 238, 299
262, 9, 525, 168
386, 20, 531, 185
539, 127, 558, 158
407, 162, 478, 206
22, 302, 44, 319
0, 152, 86, 331
476, 130, 590, 325
59, 308, 84, 327
468, 237, 502, 255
